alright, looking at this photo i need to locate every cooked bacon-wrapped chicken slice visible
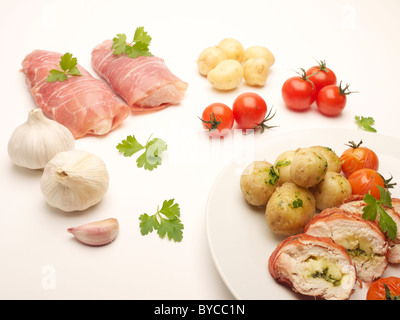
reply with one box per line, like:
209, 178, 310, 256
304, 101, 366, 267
268, 233, 356, 300
91, 40, 188, 111
304, 208, 388, 282
338, 196, 400, 264
22, 50, 130, 139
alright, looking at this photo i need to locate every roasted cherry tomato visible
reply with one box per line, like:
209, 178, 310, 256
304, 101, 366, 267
340, 140, 379, 178
348, 168, 385, 199
232, 92, 271, 131
306, 60, 337, 93
281, 69, 317, 111
200, 102, 234, 136
316, 81, 356, 116
367, 277, 400, 300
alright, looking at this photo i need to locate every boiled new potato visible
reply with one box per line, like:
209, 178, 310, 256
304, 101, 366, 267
243, 57, 270, 87
312, 172, 352, 210
218, 38, 244, 62
309, 146, 342, 173
290, 148, 328, 188
274, 150, 296, 185
265, 182, 316, 236
243, 45, 275, 67
207, 59, 244, 90
197, 46, 227, 76
240, 161, 279, 206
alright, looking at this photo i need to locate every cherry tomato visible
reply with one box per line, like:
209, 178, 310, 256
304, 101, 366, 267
316, 81, 356, 116
348, 168, 385, 200
306, 60, 337, 93
367, 277, 400, 300
281, 69, 317, 111
200, 102, 234, 136
340, 140, 379, 178
232, 92, 267, 130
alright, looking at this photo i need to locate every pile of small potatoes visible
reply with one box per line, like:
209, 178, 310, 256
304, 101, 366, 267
197, 38, 275, 90
240, 146, 352, 236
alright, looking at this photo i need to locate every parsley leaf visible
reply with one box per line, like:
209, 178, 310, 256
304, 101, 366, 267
139, 199, 183, 242
362, 186, 397, 241
291, 198, 303, 208
46, 53, 82, 82
116, 135, 144, 157
112, 27, 152, 59
116, 134, 167, 171
355, 116, 377, 133
136, 138, 168, 171
111, 33, 128, 55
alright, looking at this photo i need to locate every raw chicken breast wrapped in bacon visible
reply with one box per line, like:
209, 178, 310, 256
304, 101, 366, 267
304, 208, 389, 282
22, 50, 130, 139
268, 234, 356, 300
91, 40, 188, 111
338, 195, 400, 264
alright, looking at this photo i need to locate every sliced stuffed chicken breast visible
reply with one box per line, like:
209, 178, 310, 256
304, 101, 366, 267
268, 234, 356, 300
304, 208, 388, 282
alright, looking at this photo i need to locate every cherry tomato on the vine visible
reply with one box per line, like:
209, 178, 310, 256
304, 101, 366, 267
367, 277, 400, 300
281, 68, 317, 111
306, 60, 337, 93
316, 81, 356, 116
200, 102, 234, 137
232, 92, 275, 132
340, 140, 379, 178
347, 168, 385, 200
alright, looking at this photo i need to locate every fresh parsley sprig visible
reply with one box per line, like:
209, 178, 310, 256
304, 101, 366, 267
355, 115, 377, 133
116, 134, 167, 171
112, 27, 153, 59
139, 199, 183, 242
46, 53, 82, 82
362, 186, 397, 241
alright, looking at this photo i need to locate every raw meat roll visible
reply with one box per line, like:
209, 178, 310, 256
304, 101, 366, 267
91, 40, 188, 111
304, 208, 388, 282
22, 50, 130, 139
268, 233, 357, 300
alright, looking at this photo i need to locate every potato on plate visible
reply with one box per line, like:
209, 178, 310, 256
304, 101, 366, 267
312, 171, 352, 210
265, 182, 316, 236
290, 148, 328, 188
309, 146, 342, 173
240, 161, 279, 206
274, 150, 295, 185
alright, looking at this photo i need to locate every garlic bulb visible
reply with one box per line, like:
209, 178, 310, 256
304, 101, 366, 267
8, 108, 75, 169
68, 218, 119, 246
40, 150, 109, 212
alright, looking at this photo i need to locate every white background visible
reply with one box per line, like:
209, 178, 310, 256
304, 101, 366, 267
1, 0, 399, 299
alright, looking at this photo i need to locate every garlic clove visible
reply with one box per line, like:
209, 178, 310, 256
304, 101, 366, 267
67, 218, 119, 246
8, 108, 75, 169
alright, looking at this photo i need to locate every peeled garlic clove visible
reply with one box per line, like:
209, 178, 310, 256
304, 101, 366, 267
68, 218, 119, 246
8, 109, 75, 169
40, 150, 109, 212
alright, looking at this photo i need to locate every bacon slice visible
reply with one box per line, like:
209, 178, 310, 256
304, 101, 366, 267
338, 196, 400, 264
304, 208, 388, 282
91, 40, 188, 111
22, 50, 130, 139
268, 234, 356, 300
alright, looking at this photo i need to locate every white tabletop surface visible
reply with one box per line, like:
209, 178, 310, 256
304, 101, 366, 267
1, 0, 400, 299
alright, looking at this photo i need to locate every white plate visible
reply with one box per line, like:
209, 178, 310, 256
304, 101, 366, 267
205, 128, 400, 300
